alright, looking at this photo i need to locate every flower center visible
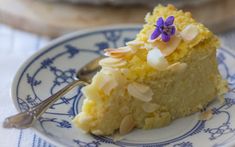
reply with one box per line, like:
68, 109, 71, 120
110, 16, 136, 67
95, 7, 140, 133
163, 26, 172, 35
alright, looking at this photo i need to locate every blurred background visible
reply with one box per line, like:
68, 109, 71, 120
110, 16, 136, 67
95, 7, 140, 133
0, 0, 235, 38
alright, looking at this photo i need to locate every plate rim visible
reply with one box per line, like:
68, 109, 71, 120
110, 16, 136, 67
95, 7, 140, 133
11, 24, 142, 111
10, 24, 142, 147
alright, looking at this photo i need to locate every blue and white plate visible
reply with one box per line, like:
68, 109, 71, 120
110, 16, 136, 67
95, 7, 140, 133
11, 25, 235, 147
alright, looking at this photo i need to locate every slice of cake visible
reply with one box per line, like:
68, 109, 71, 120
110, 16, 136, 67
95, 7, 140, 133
73, 4, 228, 135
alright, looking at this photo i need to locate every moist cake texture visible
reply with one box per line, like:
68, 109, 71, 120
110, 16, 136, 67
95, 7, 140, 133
73, 4, 228, 135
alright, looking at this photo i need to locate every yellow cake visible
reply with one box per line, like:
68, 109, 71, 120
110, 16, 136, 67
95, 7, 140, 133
73, 4, 228, 135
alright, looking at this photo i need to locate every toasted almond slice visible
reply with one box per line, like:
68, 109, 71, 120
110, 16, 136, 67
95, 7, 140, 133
113, 133, 124, 142
142, 103, 160, 113
126, 40, 145, 47
101, 67, 118, 75
148, 36, 158, 43
96, 74, 112, 89
197, 104, 204, 110
154, 36, 181, 56
81, 85, 100, 101
99, 57, 127, 68
91, 130, 104, 135
119, 115, 135, 135
127, 82, 153, 102
167, 62, 187, 73
127, 41, 146, 50
104, 46, 134, 58
217, 94, 225, 104
77, 112, 93, 124
144, 12, 151, 23
180, 24, 199, 41
102, 78, 118, 95
200, 108, 213, 120
147, 48, 169, 71
120, 68, 129, 75
132, 82, 150, 93
95, 73, 118, 95
144, 43, 154, 50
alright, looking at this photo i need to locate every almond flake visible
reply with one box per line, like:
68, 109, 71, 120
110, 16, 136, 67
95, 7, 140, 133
120, 68, 129, 75
144, 43, 154, 50
197, 104, 203, 110
126, 40, 145, 49
148, 37, 158, 43
200, 108, 213, 120
102, 78, 118, 95
217, 94, 225, 104
99, 57, 127, 68
77, 112, 93, 124
91, 130, 104, 135
101, 67, 118, 75
144, 12, 151, 23
167, 62, 187, 73
96, 73, 118, 95
153, 36, 181, 56
119, 115, 135, 135
147, 48, 169, 71
104, 46, 134, 58
113, 133, 124, 142
142, 103, 160, 113
180, 24, 199, 41
96, 74, 112, 89
127, 82, 153, 102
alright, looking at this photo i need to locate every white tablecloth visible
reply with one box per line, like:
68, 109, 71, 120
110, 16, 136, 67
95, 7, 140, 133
0, 24, 52, 147
0, 23, 235, 147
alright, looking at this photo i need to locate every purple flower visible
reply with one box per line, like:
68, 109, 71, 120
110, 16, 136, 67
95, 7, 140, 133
150, 16, 176, 42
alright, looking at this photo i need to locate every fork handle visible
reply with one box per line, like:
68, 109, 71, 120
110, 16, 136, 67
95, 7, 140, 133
31, 80, 88, 118
3, 80, 88, 129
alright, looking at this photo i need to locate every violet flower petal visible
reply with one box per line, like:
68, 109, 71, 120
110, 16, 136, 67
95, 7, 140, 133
157, 17, 164, 27
171, 26, 176, 35
165, 16, 174, 26
161, 33, 170, 42
150, 28, 161, 40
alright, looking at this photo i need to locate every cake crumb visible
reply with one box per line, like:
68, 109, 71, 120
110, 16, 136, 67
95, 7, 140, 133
112, 133, 124, 142
199, 108, 213, 120
217, 94, 225, 104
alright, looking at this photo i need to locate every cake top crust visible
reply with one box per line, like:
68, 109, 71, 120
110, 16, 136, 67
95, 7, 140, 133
135, 4, 219, 62
101, 4, 220, 73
